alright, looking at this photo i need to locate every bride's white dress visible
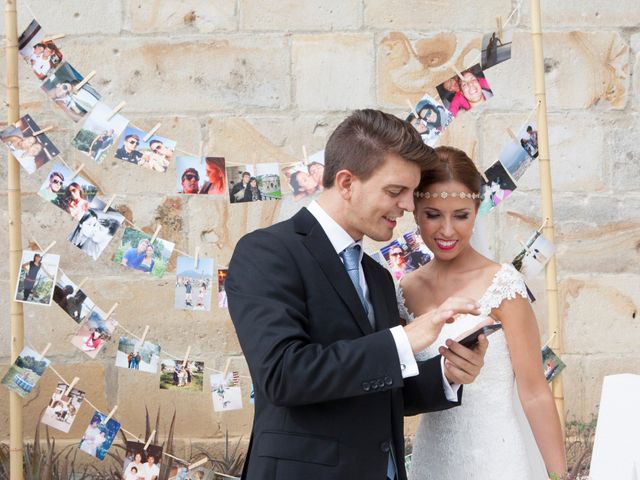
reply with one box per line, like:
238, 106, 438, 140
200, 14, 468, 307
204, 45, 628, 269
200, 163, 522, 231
397, 263, 548, 480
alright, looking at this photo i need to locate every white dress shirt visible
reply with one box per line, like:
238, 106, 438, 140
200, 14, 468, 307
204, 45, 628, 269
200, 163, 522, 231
306, 201, 459, 401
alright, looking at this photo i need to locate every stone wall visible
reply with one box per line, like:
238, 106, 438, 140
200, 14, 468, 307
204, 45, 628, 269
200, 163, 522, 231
1, 0, 638, 466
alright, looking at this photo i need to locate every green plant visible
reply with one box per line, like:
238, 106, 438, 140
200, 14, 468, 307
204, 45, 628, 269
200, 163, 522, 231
565, 414, 598, 480
196, 429, 244, 479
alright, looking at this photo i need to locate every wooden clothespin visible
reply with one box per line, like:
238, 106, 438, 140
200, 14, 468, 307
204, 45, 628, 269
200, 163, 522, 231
193, 247, 199, 269
449, 63, 464, 81
42, 33, 65, 43
198, 141, 205, 162
517, 237, 531, 254
301, 146, 308, 166
102, 405, 118, 425
182, 346, 191, 367
143, 430, 156, 450
37, 343, 52, 360
73, 71, 96, 93
543, 331, 557, 349
150, 225, 161, 243
64, 377, 80, 396
496, 16, 503, 40
506, 128, 518, 142
107, 101, 126, 121
71, 163, 85, 179
103, 194, 117, 213
188, 458, 208, 470
139, 325, 150, 345
104, 302, 119, 321
41, 241, 56, 256
405, 99, 418, 119
251, 153, 258, 177
222, 357, 233, 381
77, 277, 89, 290
143, 123, 162, 143
537, 217, 550, 233
32, 126, 53, 136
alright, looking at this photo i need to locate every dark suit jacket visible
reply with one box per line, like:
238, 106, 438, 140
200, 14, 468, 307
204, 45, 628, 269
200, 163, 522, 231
226, 208, 461, 480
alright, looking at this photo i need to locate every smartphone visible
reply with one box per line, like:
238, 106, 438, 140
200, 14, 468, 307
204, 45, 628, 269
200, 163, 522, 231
457, 324, 503, 348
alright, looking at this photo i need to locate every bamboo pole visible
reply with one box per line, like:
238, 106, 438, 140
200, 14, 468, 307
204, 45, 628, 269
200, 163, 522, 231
5, 1, 25, 479
530, 0, 565, 430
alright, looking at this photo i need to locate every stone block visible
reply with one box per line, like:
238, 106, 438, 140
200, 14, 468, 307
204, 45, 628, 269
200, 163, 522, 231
124, 0, 237, 33
292, 34, 375, 111
241, 0, 362, 31
527, 0, 640, 28
606, 113, 640, 190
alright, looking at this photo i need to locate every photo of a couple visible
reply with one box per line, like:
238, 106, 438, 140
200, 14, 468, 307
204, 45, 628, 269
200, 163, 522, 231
0, 114, 60, 174
37, 161, 99, 220
113, 227, 175, 278
159, 360, 204, 393
18, 19, 63, 80
115, 125, 176, 173
41, 61, 101, 123
176, 156, 227, 195
175, 256, 214, 311
68, 197, 125, 260
115, 336, 161, 374
122, 440, 163, 480
226, 163, 282, 203
53, 272, 95, 323
72, 102, 128, 163
281, 150, 325, 202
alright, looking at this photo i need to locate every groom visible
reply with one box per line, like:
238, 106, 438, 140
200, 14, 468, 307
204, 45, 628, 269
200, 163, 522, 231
226, 109, 488, 480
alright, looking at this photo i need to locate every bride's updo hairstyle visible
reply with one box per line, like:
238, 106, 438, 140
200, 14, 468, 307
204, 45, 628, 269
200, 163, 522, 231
416, 146, 484, 209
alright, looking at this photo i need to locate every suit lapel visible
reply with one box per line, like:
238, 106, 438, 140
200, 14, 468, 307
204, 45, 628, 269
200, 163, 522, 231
362, 256, 393, 331
295, 209, 374, 336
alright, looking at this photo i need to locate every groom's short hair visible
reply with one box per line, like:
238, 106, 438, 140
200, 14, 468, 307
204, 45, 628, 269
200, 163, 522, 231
322, 109, 435, 189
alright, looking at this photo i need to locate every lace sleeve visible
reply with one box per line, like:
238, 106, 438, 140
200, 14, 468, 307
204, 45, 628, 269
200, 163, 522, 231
395, 283, 415, 323
479, 264, 529, 318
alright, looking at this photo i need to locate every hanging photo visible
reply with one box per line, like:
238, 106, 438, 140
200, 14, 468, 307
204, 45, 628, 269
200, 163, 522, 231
249, 383, 255, 405
378, 229, 433, 281
18, 19, 63, 80
114, 126, 146, 164
70, 306, 117, 359
79, 411, 121, 461
40, 382, 86, 433
511, 230, 556, 278
72, 102, 128, 163
53, 272, 96, 323
114, 336, 161, 374
0, 114, 60, 174
436, 64, 493, 118
169, 463, 215, 480
114, 125, 176, 172
68, 197, 124, 260
217, 268, 228, 309
226, 163, 282, 203
406, 94, 454, 147
122, 440, 163, 480
210, 372, 243, 412
478, 161, 517, 216
542, 345, 566, 383
113, 227, 175, 278
281, 151, 325, 202
481, 28, 514, 70
37, 161, 98, 219
41, 62, 101, 122
159, 359, 205, 393
0, 346, 50, 398
176, 256, 214, 311
175, 156, 227, 195
498, 122, 539, 182
14, 249, 60, 306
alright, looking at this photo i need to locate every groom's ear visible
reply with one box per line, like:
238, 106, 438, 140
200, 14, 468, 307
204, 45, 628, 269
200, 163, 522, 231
335, 169, 354, 200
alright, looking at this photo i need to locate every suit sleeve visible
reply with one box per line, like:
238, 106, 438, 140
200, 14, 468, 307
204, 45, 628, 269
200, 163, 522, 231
226, 230, 405, 407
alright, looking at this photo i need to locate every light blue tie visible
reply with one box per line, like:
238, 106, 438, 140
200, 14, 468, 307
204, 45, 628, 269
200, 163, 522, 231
340, 245, 369, 316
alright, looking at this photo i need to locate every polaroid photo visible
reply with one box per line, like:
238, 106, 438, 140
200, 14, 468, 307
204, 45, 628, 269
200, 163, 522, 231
511, 230, 556, 279
542, 345, 566, 383
113, 227, 175, 278
478, 160, 517, 216
380, 239, 412, 282
481, 28, 514, 70
0, 114, 60, 174
68, 196, 124, 261
281, 162, 323, 202
79, 411, 121, 461
217, 268, 228, 309
53, 272, 96, 324
18, 19, 63, 80
114, 336, 161, 374
378, 228, 434, 281
175, 256, 215, 311
70, 307, 117, 359
41, 62, 101, 123
159, 359, 205, 393
40, 382, 86, 433
72, 102, 128, 163
436, 63, 493, 118
210, 372, 243, 412
406, 94, 454, 147
115, 125, 176, 173
226, 163, 282, 203
122, 440, 163, 480
176, 156, 227, 195
14, 249, 60, 306
498, 122, 539, 182
0, 346, 50, 398
37, 161, 98, 219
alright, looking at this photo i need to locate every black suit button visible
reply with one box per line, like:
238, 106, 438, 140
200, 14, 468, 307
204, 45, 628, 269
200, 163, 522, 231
371, 381, 379, 390
384, 376, 393, 386
362, 381, 370, 392
376, 379, 385, 388
380, 441, 390, 453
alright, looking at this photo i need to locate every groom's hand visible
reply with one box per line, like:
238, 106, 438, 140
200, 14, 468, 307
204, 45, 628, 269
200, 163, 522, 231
404, 297, 480, 354
440, 335, 489, 385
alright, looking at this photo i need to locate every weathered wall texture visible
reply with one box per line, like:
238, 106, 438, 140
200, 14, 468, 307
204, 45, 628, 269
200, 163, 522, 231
1, 0, 638, 465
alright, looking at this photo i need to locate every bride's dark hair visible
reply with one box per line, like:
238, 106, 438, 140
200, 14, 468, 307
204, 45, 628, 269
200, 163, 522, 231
416, 146, 483, 207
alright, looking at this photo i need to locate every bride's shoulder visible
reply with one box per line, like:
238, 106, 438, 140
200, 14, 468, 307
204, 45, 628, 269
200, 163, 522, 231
399, 263, 435, 295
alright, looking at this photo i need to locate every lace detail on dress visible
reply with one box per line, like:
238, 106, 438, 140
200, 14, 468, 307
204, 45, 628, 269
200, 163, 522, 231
477, 263, 529, 319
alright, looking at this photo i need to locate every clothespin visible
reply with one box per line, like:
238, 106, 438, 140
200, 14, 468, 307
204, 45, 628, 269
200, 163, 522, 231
139, 325, 150, 345
198, 141, 205, 162
405, 99, 418, 119
479, 168, 489, 184
102, 405, 118, 425
543, 331, 557, 349
143, 430, 156, 450
182, 346, 191, 367
496, 16, 503, 40
222, 357, 233, 381
537, 218, 549, 233
71, 163, 85, 179
32, 126, 53, 136
73, 71, 96, 93
103, 194, 117, 213
37, 343, 52, 360
252, 153, 257, 177
150, 225, 161, 243
193, 247, 199, 269
301, 146, 308, 166
107, 101, 126, 121
64, 377, 80, 396
506, 128, 518, 142
517, 237, 531, 254
77, 277, 89, 290
449, 63, 464, 81
41, 241, 56, 256
188, 458, 208, 470
104, 302, 119, 321
42, 33, 65, 43
143, 123, 162, 143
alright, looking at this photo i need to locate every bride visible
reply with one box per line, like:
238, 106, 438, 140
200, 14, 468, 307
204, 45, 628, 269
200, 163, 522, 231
399, 146, 566, 479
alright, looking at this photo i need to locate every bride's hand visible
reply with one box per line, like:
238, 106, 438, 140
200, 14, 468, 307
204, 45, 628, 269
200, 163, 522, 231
440, 335, 489, 385
404, 296, 480, 354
